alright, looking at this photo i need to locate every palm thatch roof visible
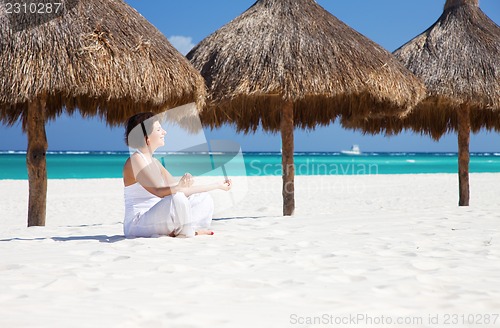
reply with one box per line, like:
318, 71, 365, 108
343, 106, 500, 141
0, 0, 206, 128
0, 0, 207, 227
187, 0, 426, 133
344, 0, 500, 139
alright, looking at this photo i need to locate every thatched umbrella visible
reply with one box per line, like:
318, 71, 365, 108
0, 0, 206, 226
187, 0, 426, 216
343, 0, 500, 206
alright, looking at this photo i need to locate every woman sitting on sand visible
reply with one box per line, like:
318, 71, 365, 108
123, 112, 232, 238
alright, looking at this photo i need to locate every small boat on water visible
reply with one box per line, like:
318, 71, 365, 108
341, 144, 361, 155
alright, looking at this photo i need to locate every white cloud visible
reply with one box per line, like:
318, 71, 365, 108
168, 35, 195, 56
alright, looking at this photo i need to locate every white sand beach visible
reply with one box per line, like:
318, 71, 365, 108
1, 174, 500, 327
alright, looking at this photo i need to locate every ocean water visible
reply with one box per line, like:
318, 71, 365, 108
1, 151, 500, 180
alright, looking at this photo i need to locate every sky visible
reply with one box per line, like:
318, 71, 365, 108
0, 0, 499, 153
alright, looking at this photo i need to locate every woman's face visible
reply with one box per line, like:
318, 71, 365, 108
147, 121, 167, 150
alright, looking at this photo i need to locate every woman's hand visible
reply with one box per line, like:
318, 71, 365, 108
219, 179, 232, 191
173, 177, 232, 197
178, 173, 194, 188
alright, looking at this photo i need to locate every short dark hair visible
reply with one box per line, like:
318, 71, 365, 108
124, 112, 156, 148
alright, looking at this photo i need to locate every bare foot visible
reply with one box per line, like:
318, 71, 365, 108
195, 230, 214, 236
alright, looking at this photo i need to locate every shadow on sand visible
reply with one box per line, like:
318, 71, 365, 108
0, 235, 125, 243
0, 217, 271, 242
213, 216, 269, 221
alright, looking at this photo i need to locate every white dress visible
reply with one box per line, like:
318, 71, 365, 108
123, 152, 214, 238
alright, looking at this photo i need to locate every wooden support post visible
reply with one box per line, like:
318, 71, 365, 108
457, 106, 470, 206
26, 95, 48, 226
280, 101, 295, 216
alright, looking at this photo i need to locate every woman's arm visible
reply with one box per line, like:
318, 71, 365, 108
128, 154, 179, 198
154, 158, 179, 187
135, 168, 179, 198
177, 180, 232, 197
142, 179, 230, 198
131, 155, 231, 198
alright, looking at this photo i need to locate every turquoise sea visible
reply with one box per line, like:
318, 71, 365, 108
1, 151, 500, 180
